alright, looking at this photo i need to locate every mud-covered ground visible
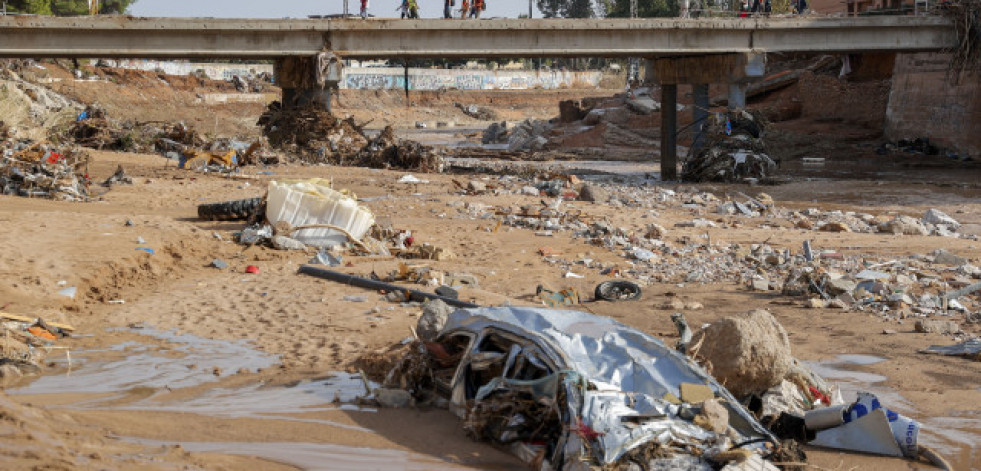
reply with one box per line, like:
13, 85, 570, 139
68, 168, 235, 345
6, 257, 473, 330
2, 54, 980, 471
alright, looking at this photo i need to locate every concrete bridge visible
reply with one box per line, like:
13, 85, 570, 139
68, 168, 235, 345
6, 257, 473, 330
0, 16, 957, 59
0, 15, 961, 180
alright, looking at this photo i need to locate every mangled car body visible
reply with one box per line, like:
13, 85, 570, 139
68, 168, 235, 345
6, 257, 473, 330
426, 307, 778, 470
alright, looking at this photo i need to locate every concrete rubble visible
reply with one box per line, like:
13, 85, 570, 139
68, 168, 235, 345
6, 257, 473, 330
424, 172, 980, 340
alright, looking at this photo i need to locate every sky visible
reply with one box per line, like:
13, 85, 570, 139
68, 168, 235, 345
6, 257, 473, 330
130, 0, 542, 20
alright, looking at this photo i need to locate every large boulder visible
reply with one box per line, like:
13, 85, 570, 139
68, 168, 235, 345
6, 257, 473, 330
691, 309, 793, 397
578, 183, 609, 203
417, 299, 454, 341
878, 215, 928, 235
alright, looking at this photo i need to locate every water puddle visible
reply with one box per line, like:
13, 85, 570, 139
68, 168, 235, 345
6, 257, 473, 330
11, 327, 384, 439
804, 354, 911, 412
13, 328, 280, 397
128, 438, 475, 471
114, 372, 378, 432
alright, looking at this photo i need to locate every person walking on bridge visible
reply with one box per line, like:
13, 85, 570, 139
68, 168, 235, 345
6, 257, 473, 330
408, 0, 420, 18
470, 0, 484, 18
460, 0, 470, 18
444, 0, 454, 18
398, 0, 409, 18
360, 0, 369, 18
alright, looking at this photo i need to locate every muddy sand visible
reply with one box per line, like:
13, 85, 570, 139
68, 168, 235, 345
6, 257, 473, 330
0, 146, 977, 470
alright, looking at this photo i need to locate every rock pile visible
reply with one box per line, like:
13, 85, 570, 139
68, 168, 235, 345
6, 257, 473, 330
507, 119, 552, 152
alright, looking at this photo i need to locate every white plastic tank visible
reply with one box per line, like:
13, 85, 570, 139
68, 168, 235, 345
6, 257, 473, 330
265, 179, 375, 247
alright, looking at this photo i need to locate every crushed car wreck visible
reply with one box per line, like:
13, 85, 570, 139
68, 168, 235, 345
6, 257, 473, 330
414, 307, 780, 470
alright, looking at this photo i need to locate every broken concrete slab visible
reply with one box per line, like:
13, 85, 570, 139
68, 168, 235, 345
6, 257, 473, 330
914, 319, 961, 335
922, 209, 960, 229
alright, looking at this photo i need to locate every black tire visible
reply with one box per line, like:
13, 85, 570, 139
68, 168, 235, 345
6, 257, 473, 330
594, 280, 642, 302
197, 197, 263, 221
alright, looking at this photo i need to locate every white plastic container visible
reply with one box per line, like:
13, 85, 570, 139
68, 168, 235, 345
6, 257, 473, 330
265, 179, 375, 248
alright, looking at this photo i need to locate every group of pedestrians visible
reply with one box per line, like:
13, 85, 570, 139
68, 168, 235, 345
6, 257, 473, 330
359, 0, 486, 19
396, 0, 420, 18
448, 0, 487, 19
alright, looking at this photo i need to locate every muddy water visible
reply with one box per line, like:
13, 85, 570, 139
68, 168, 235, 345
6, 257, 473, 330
14, 328, 279, 397
128, 439, 475, 471
7, 328, 477, 468
806, 355, 978, 467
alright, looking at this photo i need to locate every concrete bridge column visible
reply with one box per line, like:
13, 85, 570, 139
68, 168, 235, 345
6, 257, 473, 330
646, 59, 678, 180
275, 56, 331, 110
692, 83, 710, 156
727, 83, 748, 110
660, 84, 679, 181
648, 52, 765, 180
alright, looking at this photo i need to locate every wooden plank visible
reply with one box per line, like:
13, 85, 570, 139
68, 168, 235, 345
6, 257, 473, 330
0, 312, 75, 332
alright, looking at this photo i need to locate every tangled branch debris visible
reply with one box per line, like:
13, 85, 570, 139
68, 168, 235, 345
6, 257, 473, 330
682, 110, 777, 183
942, 0, 981, 81
257, 103, 444, 172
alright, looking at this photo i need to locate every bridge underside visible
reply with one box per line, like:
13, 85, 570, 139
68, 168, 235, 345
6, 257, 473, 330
0, 16, 956, 60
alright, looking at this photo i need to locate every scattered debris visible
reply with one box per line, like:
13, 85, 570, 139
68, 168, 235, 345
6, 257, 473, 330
683, 110, 777, 183
299, 266, 479, 309
265, 179, 375, 248
0, 311, 73, 383
454, 102, 497, 121
593, 280, 642, 302
920, 338, 981, 361
807, 392, 921, 459
536, 285, 581, 307
1, 144, 90, 201
257, 104, 444, 172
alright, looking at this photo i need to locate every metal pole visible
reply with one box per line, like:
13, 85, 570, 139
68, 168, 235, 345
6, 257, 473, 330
529, 0, 533, 18
299, 266, 480, 308
344, 0, 349, 16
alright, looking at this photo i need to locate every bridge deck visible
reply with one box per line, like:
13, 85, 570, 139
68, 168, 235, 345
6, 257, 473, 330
0, 16, 957, 59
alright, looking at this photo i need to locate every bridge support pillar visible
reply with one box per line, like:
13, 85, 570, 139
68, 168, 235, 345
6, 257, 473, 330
275, 56, 338, 111
692, 83, 709, 156
659, 84, 679, 181
646, 52, 765, 180
727, 82, 748, 110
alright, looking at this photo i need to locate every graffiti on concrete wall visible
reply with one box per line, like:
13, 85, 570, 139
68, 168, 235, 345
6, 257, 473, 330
341, 67, 601, 90
106, 60, 272, 81
345, 73, 396, 89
